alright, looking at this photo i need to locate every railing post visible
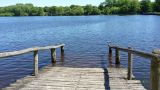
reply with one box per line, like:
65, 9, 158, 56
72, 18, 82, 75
61, 46, 64, 56
115, 47, 120, 64
51, 48, 56, 64
60, 46, 65, 63
34, 50, 38, 76
109, 47, 112, 60
127, 47, 133, 80
151, 50, 160, 90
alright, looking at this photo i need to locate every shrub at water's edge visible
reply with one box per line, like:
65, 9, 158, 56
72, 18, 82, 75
0, 0, 160, 16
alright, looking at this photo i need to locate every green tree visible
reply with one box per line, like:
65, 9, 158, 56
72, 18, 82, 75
25, 4, 34, 16
91, 6, 101, 15
13, 6, 25, 16
48, 6, 56, 16
155, 0, 160, 11
104, 0, 118, 7
103, 7, 111, 15
141, 0, 153, 13
116, 0, 130, 14
56, 7, 64, 15
63, 7, 71, 15
84, 5, 100, 15
44, 6, 50, 16
0, 1, 159, 16
37, 7, 45, 16
110, 7, 120, 14
84, 4, 93, 15
99, 3, 105, 14
129, 0, 140, 14
70, 5, 84, 15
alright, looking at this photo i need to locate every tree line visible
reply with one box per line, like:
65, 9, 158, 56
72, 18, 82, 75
0, 0, 160, 16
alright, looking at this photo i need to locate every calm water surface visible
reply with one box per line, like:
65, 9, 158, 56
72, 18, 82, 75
0, 16, 160, 89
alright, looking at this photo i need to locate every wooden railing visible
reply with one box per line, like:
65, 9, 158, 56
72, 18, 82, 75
0, 44, 65, 76
108, 43, 160, 90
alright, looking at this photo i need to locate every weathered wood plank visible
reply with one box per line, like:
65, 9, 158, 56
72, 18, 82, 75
108, 67, 146, 90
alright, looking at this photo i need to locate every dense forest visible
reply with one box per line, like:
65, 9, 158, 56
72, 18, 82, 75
0, 0, 160, 16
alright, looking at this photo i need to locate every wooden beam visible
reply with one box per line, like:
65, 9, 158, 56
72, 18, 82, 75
108, 45, 159, 59
0, 44, 65, 58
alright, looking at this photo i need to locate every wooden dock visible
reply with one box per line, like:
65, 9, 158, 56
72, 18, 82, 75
1, 43, 160, 90
108, 67, 146, 90
3, 66, 146, 90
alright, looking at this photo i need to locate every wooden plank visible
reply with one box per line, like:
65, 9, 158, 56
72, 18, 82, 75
3, 67, 146, 90
108, 67, 146, 90
18, 67, 106, 90
0, 44, 64, 58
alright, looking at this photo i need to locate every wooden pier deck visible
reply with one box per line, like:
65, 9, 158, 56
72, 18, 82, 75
1, 43, 160, 90
3, 66, 146, 90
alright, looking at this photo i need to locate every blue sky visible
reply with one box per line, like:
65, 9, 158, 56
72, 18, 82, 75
0, 0, 105, 7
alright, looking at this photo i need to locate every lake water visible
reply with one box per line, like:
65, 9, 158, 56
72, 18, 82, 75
0, 15, 160, 89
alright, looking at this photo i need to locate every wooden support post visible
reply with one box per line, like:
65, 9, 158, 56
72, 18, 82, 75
60, 46, 65, 63
109, 47, 112, 60
128, 47, 133, 80
61, 46, 64, 56
115, 47, 120, 64
34, 50, 38, 76
150, 50, 160, 90
51, 48, 56, 64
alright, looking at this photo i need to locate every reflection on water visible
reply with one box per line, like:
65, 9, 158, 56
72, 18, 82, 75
0, 16, 160, 89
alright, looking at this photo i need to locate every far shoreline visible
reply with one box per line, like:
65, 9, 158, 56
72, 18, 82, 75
0, 14, 160, 17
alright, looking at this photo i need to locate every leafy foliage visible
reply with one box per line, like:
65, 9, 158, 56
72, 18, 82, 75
0, 0, 159, 16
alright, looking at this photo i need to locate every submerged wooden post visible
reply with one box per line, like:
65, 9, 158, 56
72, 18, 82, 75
51, 48, 56, 64
150, 50, 160, 90
60, 46, 65, 63
61, 46, 64, 56
115, 47, 120, 64
34, 50, 38, 76
127, 47, 133, 80
109, 47, 112, 60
